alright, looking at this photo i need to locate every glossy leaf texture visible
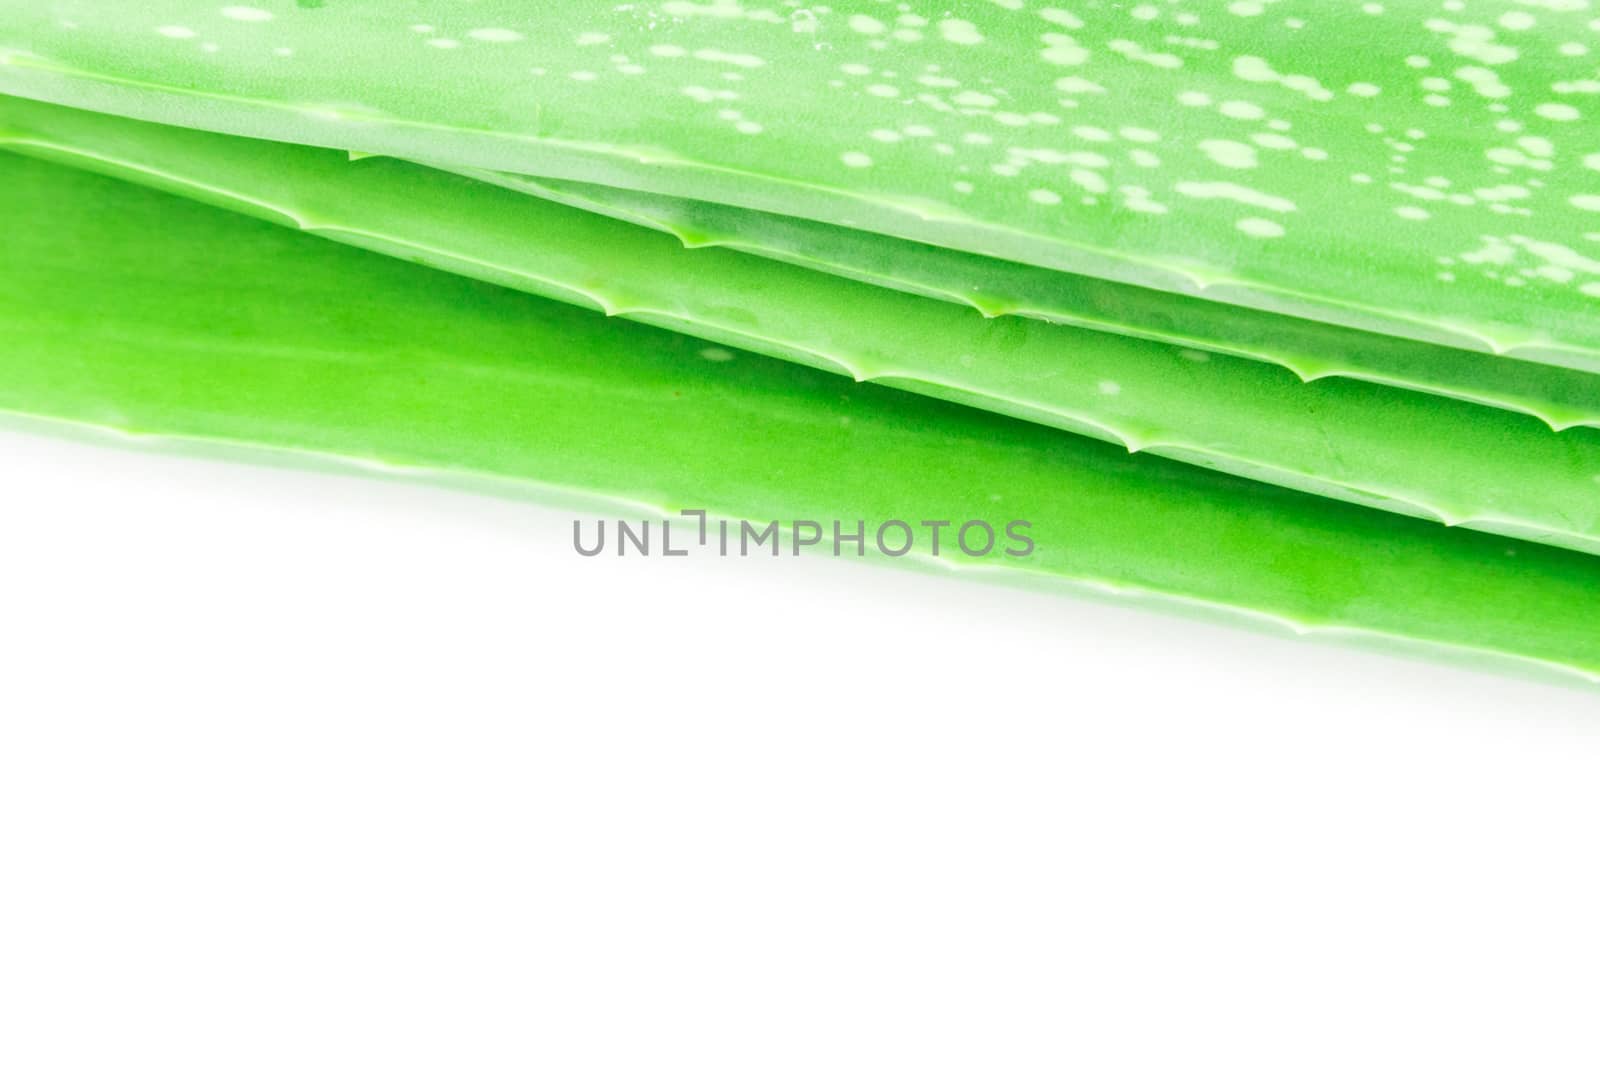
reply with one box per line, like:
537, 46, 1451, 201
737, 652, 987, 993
3, 2, 1598, 366
472, 167, 1600, 432
5, 97, 1597, 554
3, 152, 1599, 680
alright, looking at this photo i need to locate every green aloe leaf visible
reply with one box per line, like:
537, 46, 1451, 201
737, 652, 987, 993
4, 152, 1598, 680
6, 96, 1599, 554
3, 2, 1597, 368
471, 167, 1600, 432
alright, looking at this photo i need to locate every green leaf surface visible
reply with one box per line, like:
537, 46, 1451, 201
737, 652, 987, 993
474, 166, 1600, 432
3, 2, 1598, 367
2, 152, 1598, 681
6, 96, 1599, 555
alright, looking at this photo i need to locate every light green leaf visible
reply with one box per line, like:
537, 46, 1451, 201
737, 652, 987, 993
6, 96, 1598, 554
3, 2, 1598, 366
475, 167, 1600, 432
3, 152, 1598, 680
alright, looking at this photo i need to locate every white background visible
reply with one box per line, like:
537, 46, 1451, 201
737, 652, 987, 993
2, 426, 1599, 1065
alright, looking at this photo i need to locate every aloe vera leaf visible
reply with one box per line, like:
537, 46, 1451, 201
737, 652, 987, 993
6, 98, 1599, 557
3, 3, 1598, 371
4, 152, 1599, 680
469, 167, 1600, 433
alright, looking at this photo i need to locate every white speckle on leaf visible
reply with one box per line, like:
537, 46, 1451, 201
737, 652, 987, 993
468, 28, 525, 43
1201, 140, 1260, 169
1236, 217, 1285, 238
939, 19, 984, 45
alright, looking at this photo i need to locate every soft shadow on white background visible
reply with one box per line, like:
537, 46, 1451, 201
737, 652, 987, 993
1, 429, 1597, 1066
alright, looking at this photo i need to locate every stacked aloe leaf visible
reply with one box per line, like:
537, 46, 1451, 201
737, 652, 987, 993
2, 2, 1598, 678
